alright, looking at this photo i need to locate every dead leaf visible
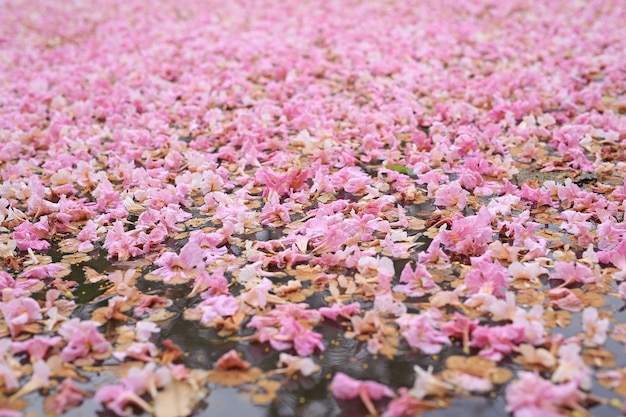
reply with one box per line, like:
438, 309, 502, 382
543, 309, 572, 328
144, 309, 176, 322
0, 396, 28, 412
582, 348, 616, 368
84, 266, 107, 283
514, 344, 557, 369
206, 368, 263, 387
250, 379, 281, 405
61, 253, 92, 264
154, 380, 203, 417
571, 289, 605, 308
445, 356, 512, 383
516, 289, 545, 306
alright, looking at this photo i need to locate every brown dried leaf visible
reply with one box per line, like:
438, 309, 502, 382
543, 309, 572, 328
154, 380, 203, 417
407, 218, 426, 230
0, 396, 28, 412
206, 367, 263, 387
84, 266, 107, 283
446, 356, 495, 377
516, 289, 544, 306
571, 289, 606, 308
445, 355, 511, 383
515, 344, 557, 369
582, 348, 616, 368
47, 355, 84, 381
250, 379, 282, 405
144, 309, 176, 322
61, 253, 92, 264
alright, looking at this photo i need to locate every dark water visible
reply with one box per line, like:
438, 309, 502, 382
18, 201, 626, 417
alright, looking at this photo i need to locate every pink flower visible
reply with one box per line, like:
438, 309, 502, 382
19, 263, 68, 279
135, 321, 160, 342
95, 384, 152, 416
464, 251, 509, 297
447, 372, 493, 392
552, 344, 591, 389
215, 350, 250, 370
197, 294, 239, 324
248, 307, 324, 356
581, 307, 609, 347
487, 292, 517, 321
505, 372, 585, 417
121, 363, 171, 398
152, 242, 204, 282
512, 305, 546, 345
331, 372, 393, 416
0, 409, 23, 417
548, 288, 584, 312
357, 256, 395, 281
507, 261, 548, 287
551, 262, 596, 287
277, 353, 319, 376
187, 230, 227, 259
13, 217, 51, 251
441, 313, 479, 353
103, 221, 142, 261
293, 328, 325, 357
11, 335, 62, 360
382, 387, 437, 417
45, 378, 89, 414
0, 296, 42, 337
188, 268, 229, 298
438, 207, 493, 256
75, 220, 99, 252
434, 181, 469, 210
469, 324, 524, 361
113, 342, 158, 362
0, 271, 39, 297
58, 319, 111, 362
394, 262, 438, 297
397, 311, 450, 354
241, 277, 273, 310
374, 293, 407, 317
319, 302, 361, 321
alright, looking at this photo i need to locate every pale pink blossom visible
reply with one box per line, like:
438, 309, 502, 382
58, 319, 111, 362
397, 311, 450, 354
0, 296, 42, 337
551, 262, 596, 287
45, 378, 89, 414
198, 294, 239, 324
11, 335, 62, 360
505, 372, 585, 417
152, 242, 204, 282
470, 324, 524, 361
19, 263, 68, 279
382, 387, 437, 417
331, 372, 393, 415
319, 302, 361, 321
95, 384, 152, 416
438, 207, 494, 256
582, 307, 609, 347
0, 271, 39, 297
434, 181, 468, 210
277, 353, 319, 376
464, 251, 509, 297
394, 262, 438, 297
